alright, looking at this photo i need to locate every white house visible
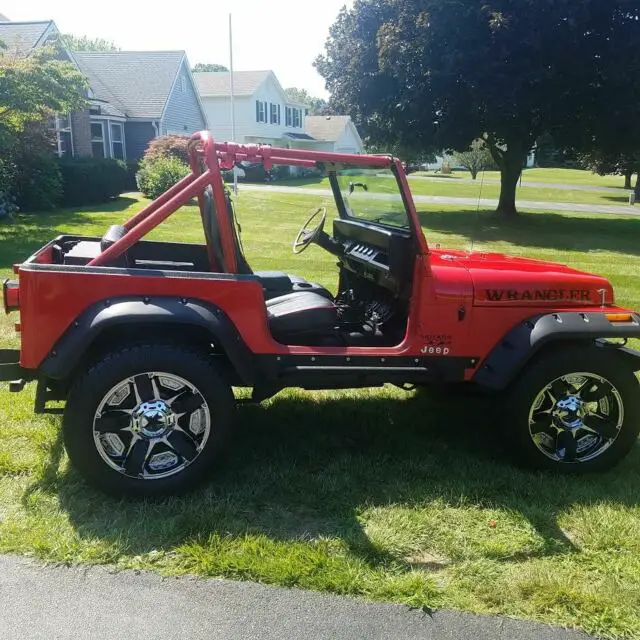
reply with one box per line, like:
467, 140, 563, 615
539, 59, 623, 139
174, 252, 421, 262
304, 116, 363, 154
193, 70, 363, 153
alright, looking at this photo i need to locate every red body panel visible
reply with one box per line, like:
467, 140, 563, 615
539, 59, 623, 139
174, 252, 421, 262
17, 259, 434, 369
428, 249, 614, 307
17, 251, 631, 377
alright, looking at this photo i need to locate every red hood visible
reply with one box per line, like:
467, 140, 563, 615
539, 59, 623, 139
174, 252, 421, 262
429, 249, 614, 307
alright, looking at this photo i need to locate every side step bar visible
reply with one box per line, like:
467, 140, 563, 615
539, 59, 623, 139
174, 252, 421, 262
251, 365, 437, 402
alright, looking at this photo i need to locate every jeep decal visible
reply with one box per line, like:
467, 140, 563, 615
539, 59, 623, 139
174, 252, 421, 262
421, 334, 452, 355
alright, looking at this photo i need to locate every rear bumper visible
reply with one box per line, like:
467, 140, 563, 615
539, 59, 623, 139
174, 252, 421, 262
0, 349, 34, 384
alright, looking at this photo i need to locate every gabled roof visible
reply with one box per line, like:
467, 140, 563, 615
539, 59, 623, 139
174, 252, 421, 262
194, 70, 271, 97
0, 20, 56, 55
90, 98, 126, 119
305, 116, 356, 143
72, 50, 186, 119
282, 132, 316, 141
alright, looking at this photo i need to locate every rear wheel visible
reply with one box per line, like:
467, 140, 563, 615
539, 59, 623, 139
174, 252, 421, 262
63, 344, 234, 498
504, 345, 640, 473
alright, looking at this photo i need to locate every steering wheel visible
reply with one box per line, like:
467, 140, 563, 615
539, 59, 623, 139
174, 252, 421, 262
292, 207, 327, 254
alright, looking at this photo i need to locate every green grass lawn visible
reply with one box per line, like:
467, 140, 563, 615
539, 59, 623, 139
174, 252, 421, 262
282, 174, 637, 209
415, 167, 635, 190
1, 192, 640, 639
508, 168, 634, 189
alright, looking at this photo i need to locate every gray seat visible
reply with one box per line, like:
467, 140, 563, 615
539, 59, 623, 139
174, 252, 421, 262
266, 291, 339, 342
200, 186, 333, 300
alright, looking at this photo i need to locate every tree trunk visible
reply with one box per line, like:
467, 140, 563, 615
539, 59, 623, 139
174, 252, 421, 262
634, 172, 640, 199
496, 146, 523, 218
624, 171, 632, 190
471, 168, 478, 180
486, 139, 525, 218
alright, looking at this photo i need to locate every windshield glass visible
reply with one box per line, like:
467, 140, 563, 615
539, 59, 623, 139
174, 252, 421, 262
334, 168, 409, 229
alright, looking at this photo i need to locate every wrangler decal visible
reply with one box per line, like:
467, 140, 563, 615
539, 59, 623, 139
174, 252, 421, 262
483, 289, 591, 302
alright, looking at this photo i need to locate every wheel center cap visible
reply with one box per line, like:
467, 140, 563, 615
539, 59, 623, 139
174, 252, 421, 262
554, 395, 586, 429
133, 401, 175, 437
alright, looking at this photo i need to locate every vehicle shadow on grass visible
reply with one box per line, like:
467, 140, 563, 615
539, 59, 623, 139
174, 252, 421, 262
418, 209, 640, 257
27, 389, 640, 575
0, 196, 139, 270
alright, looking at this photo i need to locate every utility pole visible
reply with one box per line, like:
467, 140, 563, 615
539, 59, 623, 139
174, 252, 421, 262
229, 13, 238, 195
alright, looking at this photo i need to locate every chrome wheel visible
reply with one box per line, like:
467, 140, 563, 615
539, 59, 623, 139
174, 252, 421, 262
93, 372, 211, 480
528, 372, 624, 463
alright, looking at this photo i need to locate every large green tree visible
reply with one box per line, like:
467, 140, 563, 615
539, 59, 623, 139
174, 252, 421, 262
453, 140, 496, 180
192, 63, 228, 72
0, 45, 87, 140
576, 110, 640, 196
580, 151, 639, 190
62, 34, 119, 51
315, 1, 640, 216
284, 87, 331, 115
0, 44, 88, 210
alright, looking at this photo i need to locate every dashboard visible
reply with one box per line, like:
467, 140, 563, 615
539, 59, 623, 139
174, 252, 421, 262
333, 219, 414, 295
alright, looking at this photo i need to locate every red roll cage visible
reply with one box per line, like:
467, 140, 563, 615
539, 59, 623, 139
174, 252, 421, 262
87, 131, 426, 270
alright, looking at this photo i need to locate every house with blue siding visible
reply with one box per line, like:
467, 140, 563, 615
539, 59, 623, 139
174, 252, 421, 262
73, 51, 207, 160
0, 18, 207, 161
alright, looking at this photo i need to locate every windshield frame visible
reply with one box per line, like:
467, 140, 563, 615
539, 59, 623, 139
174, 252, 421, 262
328, 164, 419, 235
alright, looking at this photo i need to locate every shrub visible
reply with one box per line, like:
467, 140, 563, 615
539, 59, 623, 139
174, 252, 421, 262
136, 156, 190, 199
270, 164, 291, 180
58, 157, 129, 206
8, 126, 63, 211
14, 152, 63, 211
143, 135, 190, 164
0, 157, 18, 220
221, 164, 270, 184
125, 161, 139, 191
0, 190, 18, 221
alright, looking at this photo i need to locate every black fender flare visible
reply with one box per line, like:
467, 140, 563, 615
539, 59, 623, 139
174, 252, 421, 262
38, 297, 259, 384
473, 311, 640, 390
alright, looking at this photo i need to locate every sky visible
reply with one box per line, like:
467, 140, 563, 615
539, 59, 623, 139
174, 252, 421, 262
1, 0, 353, 97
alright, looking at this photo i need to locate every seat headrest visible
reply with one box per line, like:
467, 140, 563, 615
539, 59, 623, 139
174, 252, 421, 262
101, 225, 128, 251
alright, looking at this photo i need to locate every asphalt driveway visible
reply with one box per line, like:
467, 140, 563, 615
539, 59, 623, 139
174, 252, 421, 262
0, 555, 597, 640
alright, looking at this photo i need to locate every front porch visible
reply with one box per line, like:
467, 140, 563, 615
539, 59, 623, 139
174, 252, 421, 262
244, 133, 331, 152
243, 133, 331, 176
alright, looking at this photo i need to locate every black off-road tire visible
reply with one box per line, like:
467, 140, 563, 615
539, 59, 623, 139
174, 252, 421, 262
63, 344, 235, 499
504, 345, 640, 473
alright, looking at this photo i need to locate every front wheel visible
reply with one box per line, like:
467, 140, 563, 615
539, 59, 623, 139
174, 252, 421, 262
63, 344, 235, 498
504, 345, 640, 473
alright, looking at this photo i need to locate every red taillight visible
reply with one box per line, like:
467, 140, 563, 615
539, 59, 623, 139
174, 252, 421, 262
2, 279, 19, 314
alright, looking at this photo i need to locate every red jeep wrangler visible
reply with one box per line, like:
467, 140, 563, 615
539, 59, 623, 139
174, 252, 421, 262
2, 132, 640, 497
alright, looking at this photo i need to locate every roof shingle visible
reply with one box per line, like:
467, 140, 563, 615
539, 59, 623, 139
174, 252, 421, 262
305, 116, 352, 143
0, 20, 53, 55
193, 70, 270, 97
72, 51, 185, 119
